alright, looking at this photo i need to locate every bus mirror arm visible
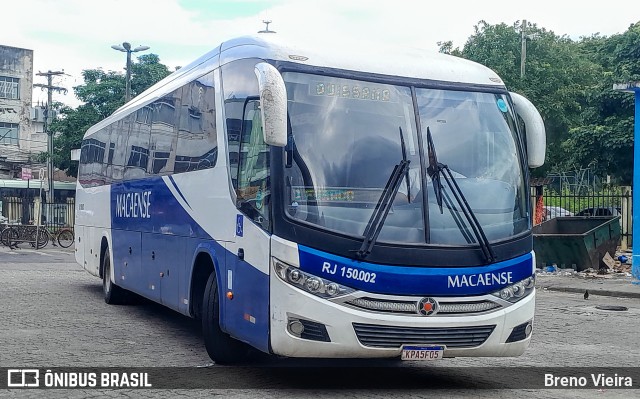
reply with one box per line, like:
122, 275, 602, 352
255, 63, 288, 147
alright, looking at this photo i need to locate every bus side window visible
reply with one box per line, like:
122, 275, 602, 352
237, 99, 270, 227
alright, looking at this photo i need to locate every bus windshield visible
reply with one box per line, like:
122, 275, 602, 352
282, 72, 528, 246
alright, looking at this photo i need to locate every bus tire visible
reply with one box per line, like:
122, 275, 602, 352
202, 271, 249, 364
102, 249, 129, 305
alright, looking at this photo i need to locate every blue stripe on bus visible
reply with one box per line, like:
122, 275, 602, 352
168, 175, 191, 209
298, 245, 533, 296
111, 177, 207, 236
110, 177, 269, 353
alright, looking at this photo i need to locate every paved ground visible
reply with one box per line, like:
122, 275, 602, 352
1, 245, 639, 397
537, 271, 640, 299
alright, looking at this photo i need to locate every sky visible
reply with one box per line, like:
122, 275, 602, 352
4, 0, 639, 108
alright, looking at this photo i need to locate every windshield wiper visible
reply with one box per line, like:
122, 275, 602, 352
355, 157, 410, 260
399, 127, 411, 203
426, 127, 496, 264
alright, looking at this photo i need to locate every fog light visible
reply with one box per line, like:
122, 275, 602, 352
288, 320, 305, 336
506, 320, 533, 343
525, 322, 533, 336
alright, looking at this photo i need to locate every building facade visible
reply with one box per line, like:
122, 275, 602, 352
0, 45, 47, 179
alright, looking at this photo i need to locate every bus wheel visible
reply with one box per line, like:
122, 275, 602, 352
102, 250, 129, 305
202, 271, 249, 364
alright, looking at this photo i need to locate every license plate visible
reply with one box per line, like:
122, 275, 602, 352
400, 345, 444, 360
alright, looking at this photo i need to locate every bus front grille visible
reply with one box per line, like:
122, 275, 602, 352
352, 323, 496, 348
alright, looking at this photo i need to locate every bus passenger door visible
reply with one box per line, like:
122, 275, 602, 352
220, 59, 273, 353
222, 99, 271, 353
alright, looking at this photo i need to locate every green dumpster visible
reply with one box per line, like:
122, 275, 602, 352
533, 216, 621, 271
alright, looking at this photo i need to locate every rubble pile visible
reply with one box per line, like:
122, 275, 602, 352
536, 247, 633, 279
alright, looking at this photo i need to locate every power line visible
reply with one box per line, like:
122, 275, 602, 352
33, 71, 67, 203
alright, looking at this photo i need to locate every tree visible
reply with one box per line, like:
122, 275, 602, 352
560, 22, 640, 184
47, 54, 172, 177
448, 21, 604, 176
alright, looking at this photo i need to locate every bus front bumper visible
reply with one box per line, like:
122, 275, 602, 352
269, 275, 535, 359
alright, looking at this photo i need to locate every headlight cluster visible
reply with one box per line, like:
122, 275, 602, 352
273, 259, 355, 299
492, 275, 535, 303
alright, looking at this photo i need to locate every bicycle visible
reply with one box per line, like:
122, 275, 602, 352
0, 225, 48, 249
0, 226, 18, 247
0, 226, 73, 249
54, 227, 74, 248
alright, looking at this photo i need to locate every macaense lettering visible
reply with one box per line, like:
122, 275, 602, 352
447, 272, 513, 288
115, 191, 152, 219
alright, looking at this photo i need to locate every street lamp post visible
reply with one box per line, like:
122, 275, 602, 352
111, 42, 150, 102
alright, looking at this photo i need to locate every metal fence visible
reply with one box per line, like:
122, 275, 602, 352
533, 185, 632, 248
0, 196, 75, 230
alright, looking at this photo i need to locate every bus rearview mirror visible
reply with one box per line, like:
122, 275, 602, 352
254, 62, 287, 147
510, 92, 546, 168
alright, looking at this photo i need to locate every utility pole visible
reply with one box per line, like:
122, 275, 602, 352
34, 71, 67, 205
520, 19, 527, 79
520, 20, 539, 79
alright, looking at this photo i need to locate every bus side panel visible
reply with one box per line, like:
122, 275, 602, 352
85, 226, 100, 276
74, 225, 85, 271
222, 217, 271, 354
111, 230, 142, 293
223, 246, 270, 353
140, 231, 186, 311
138, 233, 163, 303
76, 185, 111, 276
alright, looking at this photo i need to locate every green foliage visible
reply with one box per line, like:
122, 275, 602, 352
444, 20, 638, 184
47, 54, 172, 177
130, 54, 171, 95
74, 69, 125, 119
437, 41, 462, 57
47, 103, 100, 177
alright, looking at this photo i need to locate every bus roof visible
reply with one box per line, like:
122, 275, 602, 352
219, 35, 505, 86
85, 35, 505, 138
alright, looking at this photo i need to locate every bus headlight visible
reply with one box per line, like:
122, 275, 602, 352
492, 275, 535, 303
273, 259, 355, 299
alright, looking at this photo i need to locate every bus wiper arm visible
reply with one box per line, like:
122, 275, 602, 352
426, 127, 496, 264
399, 126, 411, 203
426, 127, 444, 213
355, 158, 410, 260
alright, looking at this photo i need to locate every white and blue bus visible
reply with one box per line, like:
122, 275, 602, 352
75, 35, 546, 364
